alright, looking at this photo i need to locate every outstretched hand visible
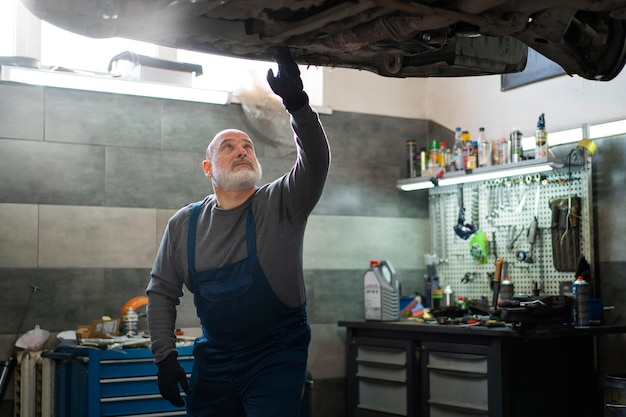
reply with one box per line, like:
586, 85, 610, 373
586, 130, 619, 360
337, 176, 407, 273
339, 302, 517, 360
267, 47, 308, 112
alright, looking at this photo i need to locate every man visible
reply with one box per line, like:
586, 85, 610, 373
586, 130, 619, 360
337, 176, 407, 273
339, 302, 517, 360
146, 47, 331, 417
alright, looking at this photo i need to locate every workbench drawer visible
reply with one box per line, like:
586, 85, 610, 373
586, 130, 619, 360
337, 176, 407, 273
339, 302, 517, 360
357, 345, 407, 366
429, 404, 488, 417
428, 369, 488, 411
428, 351, 487, 374
425, 349, 488, 415
357, 362, 406, 382
358, 378, 407, 415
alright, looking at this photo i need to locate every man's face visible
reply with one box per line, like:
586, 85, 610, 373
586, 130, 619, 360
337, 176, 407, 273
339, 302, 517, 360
203, 129, 262, 191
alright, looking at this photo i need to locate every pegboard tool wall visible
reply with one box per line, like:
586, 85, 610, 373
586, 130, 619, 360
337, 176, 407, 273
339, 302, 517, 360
427, 162, 593, 301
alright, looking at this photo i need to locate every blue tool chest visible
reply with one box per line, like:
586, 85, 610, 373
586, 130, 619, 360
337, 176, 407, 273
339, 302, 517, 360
44, 344, 194, 416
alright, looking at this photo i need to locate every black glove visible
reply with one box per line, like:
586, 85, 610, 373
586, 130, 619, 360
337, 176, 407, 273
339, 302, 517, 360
157, 351, 191, 407
267, 46, 309, 112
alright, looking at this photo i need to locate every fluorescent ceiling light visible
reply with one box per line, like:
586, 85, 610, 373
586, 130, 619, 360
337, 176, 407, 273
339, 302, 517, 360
397, 160, 555, 191
438, 163, 554, 186
0, 65, 230, 105
590, 119, 626, 139
397, 178, 435, 191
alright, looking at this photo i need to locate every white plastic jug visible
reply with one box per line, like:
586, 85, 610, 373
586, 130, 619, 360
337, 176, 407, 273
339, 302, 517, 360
364, 260, 400, 321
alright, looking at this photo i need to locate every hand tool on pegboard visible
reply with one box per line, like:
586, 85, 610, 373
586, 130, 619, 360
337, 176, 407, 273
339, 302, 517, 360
454, 184, 478, 240
490, 258, 505, 316
550, 196, 581, 271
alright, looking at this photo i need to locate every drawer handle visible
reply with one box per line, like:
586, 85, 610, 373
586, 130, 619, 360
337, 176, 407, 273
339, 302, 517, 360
356, 360, 406, 369
427, 367, 487, 378
101, 393, 187, 403
356, 375, 406, 385
429, 399, 488, 414
429, 352, 485, 361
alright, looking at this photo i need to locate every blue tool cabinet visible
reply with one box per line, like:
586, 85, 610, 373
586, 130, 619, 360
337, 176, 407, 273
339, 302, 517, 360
44, 344, 194, 416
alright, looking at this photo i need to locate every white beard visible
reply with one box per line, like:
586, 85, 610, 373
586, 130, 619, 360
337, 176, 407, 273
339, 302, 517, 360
212, 159, 262, 191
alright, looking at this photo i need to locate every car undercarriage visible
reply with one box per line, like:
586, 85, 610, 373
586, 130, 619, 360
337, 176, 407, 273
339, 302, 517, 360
19, 0, 626, 80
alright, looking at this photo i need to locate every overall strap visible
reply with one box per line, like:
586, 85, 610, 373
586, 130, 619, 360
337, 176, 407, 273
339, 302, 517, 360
246, 207, 257, 257
187, 201, 203, 273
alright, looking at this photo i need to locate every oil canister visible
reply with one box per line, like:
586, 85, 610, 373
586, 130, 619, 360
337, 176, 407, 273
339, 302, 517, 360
364, 260, 400, 321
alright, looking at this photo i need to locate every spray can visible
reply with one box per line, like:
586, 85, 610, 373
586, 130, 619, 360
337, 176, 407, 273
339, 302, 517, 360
500, 277, 514, 300
123, 307, 139, 336
510, 129, 523, 162
535, 113, 548, 159
573, 276, 590, 327
364, 260, 400, 321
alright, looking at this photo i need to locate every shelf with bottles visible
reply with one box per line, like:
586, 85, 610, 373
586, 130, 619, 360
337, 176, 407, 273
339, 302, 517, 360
397, 157, 557, 191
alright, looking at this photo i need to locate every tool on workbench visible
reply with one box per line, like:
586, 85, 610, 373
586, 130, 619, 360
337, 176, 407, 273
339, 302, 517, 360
489, 258, 504, 316
454, 184, 478, 240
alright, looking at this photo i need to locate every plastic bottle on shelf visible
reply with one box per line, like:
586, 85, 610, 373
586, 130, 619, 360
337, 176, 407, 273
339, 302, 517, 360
453, 127, 463, 171
445, 147, 453, 172
438, 141, 447, 168
535, 113, 548, 159
496, 137, 511, 165
462, 130, 474, 171
477, 127, 491, 168
428, 140, 439, 168
471, 141, 479, 170
418, 147, 427, 176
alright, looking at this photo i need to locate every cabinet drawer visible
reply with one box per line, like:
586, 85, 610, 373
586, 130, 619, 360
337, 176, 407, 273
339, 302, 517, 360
99, 355, 194, 379
428, 352, 487, 374
357, 345, 406, 366
429, 369, 488, 411
100, 394, 187, 417
357, 362, 406, 382
358, 378, 407, 416
429, 403, 488, 417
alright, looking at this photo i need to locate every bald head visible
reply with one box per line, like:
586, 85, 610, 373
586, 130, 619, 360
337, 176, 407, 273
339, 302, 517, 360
202, 129, 262, 194
207, 129, 252, 160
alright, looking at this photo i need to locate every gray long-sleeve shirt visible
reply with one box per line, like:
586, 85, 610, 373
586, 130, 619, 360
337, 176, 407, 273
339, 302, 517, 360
146, 105, 330, 362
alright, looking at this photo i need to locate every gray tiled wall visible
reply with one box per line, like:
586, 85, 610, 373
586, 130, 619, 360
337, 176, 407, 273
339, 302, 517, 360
2, 82, 625, 416
0, 83, 437, 416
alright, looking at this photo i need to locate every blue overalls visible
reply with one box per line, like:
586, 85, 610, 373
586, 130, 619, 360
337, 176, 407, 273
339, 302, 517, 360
185, 200, 310, 417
